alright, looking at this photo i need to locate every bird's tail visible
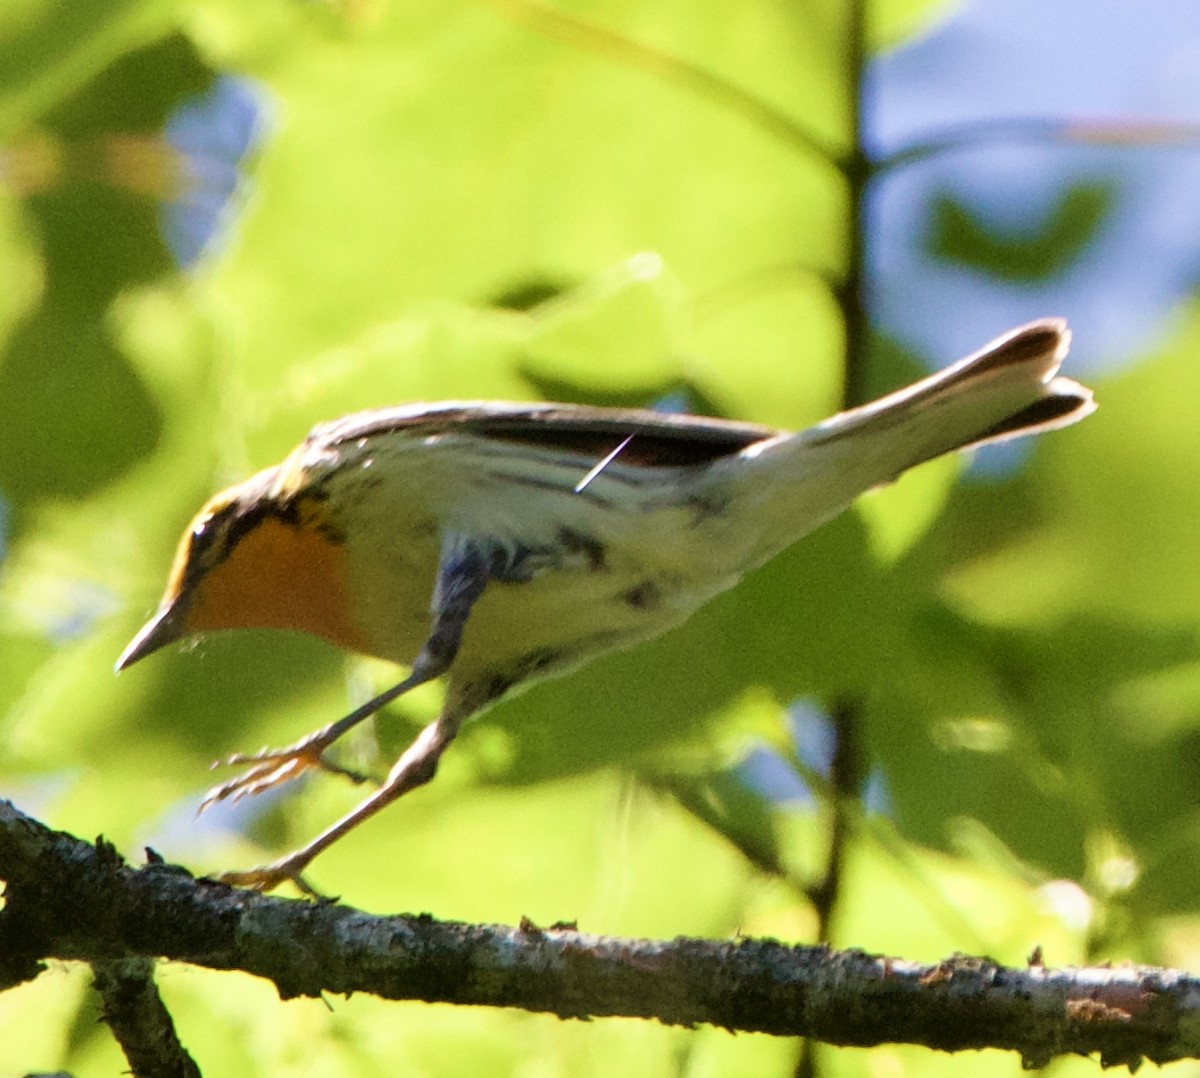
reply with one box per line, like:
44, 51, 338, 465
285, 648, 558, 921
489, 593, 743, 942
719, 319, 1095, 568
805, 318, 1091, 469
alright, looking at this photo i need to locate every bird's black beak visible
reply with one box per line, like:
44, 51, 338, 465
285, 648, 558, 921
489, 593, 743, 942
115, 602, 184, 672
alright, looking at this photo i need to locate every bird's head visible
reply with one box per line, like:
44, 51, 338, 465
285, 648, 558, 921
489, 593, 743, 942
116, 465, 367, 670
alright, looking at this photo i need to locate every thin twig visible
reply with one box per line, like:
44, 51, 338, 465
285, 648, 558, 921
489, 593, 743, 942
877, 116, 1200, 174
473, 0, 845, 167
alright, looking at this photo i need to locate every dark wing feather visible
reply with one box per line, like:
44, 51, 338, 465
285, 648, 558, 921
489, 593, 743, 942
310, 401, 779, 468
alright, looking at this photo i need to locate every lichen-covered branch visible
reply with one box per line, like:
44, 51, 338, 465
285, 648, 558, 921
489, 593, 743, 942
2, 800, 1199, 1070
91, 956, 201, 1078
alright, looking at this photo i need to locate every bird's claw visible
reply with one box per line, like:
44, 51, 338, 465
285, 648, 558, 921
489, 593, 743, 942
200, 752, 321, 811
199, 741, 370, 812
215, 857, 326, 896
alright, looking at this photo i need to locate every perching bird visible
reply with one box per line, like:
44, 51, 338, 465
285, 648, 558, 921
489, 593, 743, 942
118, 319, 1094, 891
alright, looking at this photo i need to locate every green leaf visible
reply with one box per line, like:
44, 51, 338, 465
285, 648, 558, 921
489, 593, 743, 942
925, 179, 1116, 282
521, 252, 686, 395
0, 0, 180, 137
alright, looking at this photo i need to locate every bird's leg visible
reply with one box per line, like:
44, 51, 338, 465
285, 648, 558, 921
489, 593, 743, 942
199, 675, 426, 809
200, 532, 492, 812
217, 698, 472, 892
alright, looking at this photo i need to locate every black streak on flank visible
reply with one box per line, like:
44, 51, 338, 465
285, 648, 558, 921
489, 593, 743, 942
558, 527, 606, 571
686, 492, 729, 523
622, 580, 660, 611
478, 646, 569, 702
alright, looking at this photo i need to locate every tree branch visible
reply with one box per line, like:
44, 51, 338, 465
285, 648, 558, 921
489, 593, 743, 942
91, 956, 201, 1078
2, 800, 1198, 1069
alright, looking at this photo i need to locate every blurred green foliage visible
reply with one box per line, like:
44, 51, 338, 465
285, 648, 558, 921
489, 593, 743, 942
926, 179, 1118, 281
1, 1, 1198, 1076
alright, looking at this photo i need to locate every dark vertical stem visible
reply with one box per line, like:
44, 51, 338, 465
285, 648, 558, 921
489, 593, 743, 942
839, 0, 871, 412
813, 0, 873, 946
811, 697, 868, 934
798, 2, 872, 1074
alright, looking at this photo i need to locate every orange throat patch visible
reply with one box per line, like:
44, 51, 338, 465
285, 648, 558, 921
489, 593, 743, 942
186, 515, 370, 654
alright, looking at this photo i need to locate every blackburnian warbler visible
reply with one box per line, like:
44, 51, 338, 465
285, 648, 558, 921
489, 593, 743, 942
117, 319, 1094, 892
